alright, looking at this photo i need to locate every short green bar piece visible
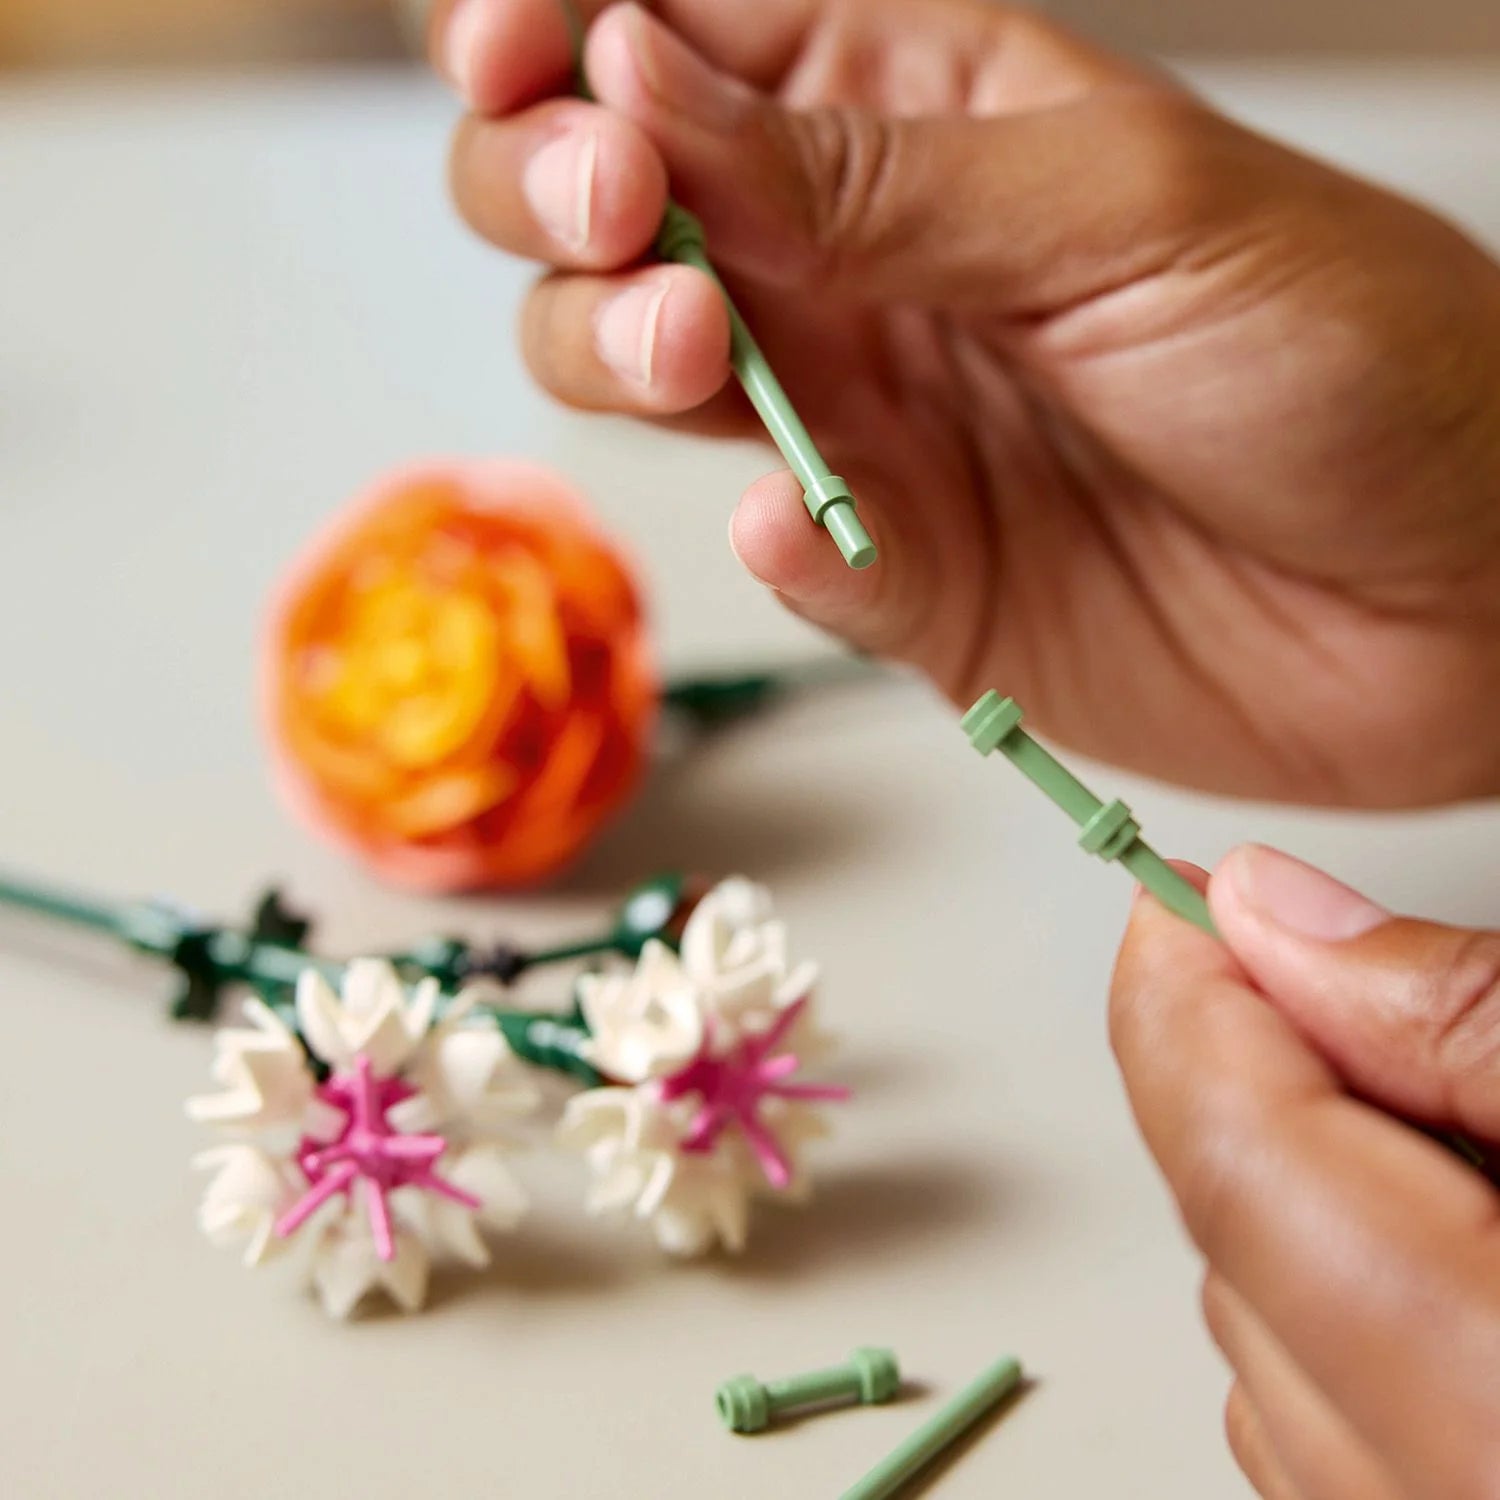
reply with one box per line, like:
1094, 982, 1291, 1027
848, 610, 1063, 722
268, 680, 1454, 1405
961, 691, 1216, 937
838, 1355, 1024, 1500
717, 1347, 900, 1434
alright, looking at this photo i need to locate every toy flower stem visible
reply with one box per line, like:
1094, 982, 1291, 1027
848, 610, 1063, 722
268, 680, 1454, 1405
962, 692, 1215, 935
561, 1, 876, 571
0, 864, 655, 1076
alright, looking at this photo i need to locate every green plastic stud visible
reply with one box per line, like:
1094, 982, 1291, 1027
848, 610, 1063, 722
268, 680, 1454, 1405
962, 692, 1216, 936
838, 1355, 1024, 1500
716, 1347, 901, 1434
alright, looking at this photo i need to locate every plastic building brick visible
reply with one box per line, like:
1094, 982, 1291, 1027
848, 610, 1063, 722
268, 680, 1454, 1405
717, 1347, 901, 1433
961, 691, 1216, 936
838, 1355, 1024, 1500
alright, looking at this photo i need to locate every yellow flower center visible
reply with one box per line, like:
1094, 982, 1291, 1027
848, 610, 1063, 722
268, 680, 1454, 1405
313, 568, 502, 770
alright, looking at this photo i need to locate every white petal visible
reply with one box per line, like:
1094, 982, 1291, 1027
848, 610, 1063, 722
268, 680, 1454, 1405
578, 946, 704, 1083
185, 999, 314, 1129
311, 1220, 429, 1319
679, 878, 771, 977
585, 1162, 648, 1215
340, 957, 404, 1025
406, 976, 441, 1038
557, 1087, 634, 1151
422, 1200, 491, 1268
295, 969, 353, 1070
408, 1023, 540, 1130
299, 959, 435, 1076
713, 877, 774, 928
635, 1152, 678, 1217
447, 1145, 529, 1233
712, 1186, 750, 1254
650, 1204, 716, 1258
379, 1232, 431, 1313
193, 1145, 295, 1267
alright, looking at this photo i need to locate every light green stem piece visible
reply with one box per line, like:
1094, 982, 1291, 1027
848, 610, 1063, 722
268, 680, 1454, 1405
717, 1347, 900, 1434
838, 1355, 1024, 1500
962, 691, 1216, 936
656, 206, 876, 569
557, 0, 875, 570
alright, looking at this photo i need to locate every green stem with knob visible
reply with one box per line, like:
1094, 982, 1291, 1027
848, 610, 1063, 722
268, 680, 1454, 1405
559, 0, 875, 570
962, 691, 1215, 935
655, 206, 876, 569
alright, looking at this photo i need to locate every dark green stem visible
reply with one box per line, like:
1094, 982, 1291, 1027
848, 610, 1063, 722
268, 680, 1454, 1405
0, 871, 129, 937
491, 1008, 601, 1086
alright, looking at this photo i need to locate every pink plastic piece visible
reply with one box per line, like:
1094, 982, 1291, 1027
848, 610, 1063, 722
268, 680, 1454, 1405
275, 1054, 479, 1261
657, 999, 849, 1190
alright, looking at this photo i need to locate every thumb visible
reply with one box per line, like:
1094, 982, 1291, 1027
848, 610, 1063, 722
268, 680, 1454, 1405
583, 2, 1207, 311
1210, 844, 1500, 1144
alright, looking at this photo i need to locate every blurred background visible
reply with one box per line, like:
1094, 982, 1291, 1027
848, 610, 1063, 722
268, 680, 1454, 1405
0, 0, 1494, 68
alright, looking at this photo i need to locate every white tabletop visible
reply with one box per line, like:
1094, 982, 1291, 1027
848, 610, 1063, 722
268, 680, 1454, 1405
2, 61, 1498, 1500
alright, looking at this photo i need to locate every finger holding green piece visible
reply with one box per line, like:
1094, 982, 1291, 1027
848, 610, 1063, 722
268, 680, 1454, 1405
558, 0, 877, 571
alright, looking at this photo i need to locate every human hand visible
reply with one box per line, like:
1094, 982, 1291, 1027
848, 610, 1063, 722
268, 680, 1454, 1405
1112, 844, 1500, 1500
429, 0, 1500, 806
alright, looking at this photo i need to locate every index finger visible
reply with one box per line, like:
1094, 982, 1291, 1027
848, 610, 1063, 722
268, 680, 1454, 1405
1111, 886, 1500, 1500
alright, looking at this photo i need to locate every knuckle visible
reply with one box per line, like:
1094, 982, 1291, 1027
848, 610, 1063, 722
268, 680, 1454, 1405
1101, 88, 1234, 241
1172, 1094, 1271, 1264
1424, 931, 1500, 1088
791, 106, 904, 286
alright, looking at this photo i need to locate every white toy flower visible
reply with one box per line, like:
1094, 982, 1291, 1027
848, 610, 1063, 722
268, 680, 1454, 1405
188, 961, 536, 1318
562, 879, 846, 1255
578, 876, 824, 1083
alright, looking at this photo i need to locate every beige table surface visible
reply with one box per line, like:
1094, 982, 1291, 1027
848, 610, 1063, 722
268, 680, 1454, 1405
2, 61, 1498, 1500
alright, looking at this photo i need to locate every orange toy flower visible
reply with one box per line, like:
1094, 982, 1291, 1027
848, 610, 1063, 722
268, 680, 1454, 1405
264, 460, 656, 892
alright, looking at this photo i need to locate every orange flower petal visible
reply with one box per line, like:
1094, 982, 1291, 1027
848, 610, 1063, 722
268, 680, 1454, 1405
261, 459, 658, 892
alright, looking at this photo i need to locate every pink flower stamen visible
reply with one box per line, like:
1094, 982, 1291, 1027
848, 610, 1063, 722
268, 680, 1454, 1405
274, 1053, 479, 1262
657, 998, 849, 1191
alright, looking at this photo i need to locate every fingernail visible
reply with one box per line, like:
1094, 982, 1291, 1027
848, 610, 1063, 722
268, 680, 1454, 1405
622, 3, 750, 129
596, 277, 671, 386
1227, 845, 1390, 941
443, 0, 488, 108
523, 129, 597, 252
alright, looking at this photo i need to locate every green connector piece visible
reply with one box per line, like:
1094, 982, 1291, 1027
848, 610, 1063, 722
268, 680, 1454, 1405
839, 1355, 1024, 1500
717, 1348, 901, 1434
962, 692, 1216, 936
656, 205, 877, 570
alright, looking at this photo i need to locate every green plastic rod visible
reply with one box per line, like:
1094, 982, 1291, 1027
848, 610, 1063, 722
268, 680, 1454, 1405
0, 870, 126, 937
559, 0, 875, 570
656, 206, 876, 570
838, 1355, 1023, 1500
961, 691, 1216, 936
